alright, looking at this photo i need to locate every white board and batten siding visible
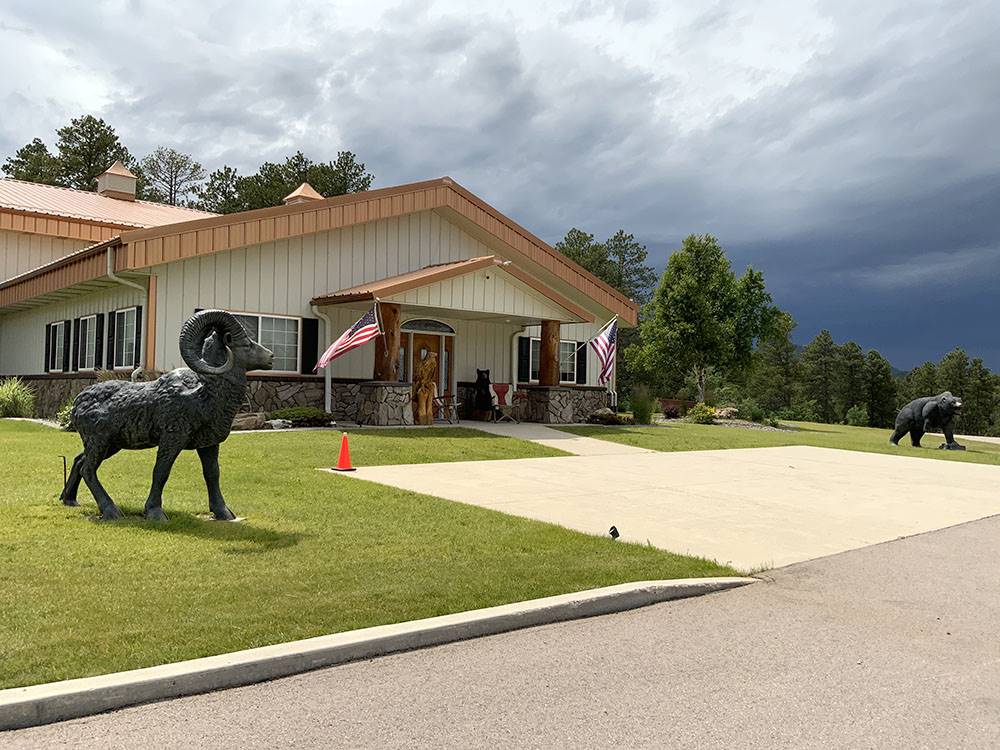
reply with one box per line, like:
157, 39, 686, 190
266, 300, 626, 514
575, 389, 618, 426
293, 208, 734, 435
0, 284, 146, 374
152, 210, 590, 384
0, 229, 92, 284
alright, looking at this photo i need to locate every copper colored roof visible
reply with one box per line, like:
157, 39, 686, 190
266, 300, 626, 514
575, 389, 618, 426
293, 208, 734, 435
0, 178, 216, 228
283, 182, 324, 203
102, 160, 136, 178
311, 256, 502, 304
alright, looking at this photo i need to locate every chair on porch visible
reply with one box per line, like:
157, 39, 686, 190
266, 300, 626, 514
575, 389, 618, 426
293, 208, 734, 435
434, 393, 461, 424
489, 383, 519, 424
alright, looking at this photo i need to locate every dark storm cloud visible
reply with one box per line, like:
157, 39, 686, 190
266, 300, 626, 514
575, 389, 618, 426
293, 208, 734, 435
1, 0, 998, 367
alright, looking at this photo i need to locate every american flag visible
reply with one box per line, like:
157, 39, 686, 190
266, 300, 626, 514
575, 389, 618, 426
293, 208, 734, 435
315, 305, 382, 370
589, 318, 618, 385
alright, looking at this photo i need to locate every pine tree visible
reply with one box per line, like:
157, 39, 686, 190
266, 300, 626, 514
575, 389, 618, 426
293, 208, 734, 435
55, 115, 133, 190
864, 350, 897, 428
797, 330, 838, 423
835, 341, 867, 421
746, 311, 798, 414
2, 138, 60, 184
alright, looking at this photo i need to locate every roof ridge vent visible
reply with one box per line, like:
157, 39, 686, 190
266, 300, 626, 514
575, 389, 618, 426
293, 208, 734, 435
97, 160, 137, 201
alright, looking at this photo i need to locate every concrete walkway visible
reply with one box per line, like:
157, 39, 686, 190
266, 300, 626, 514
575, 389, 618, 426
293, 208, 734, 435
11, 516, 1000, 749
464, 421, 652, 456
334, 445, 1000, 570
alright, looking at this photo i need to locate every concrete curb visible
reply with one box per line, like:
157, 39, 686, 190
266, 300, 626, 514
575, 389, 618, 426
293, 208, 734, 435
0, 577, 754, 731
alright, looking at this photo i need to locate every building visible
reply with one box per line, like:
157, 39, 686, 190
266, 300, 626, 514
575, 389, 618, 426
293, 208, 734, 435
0, 163, 637, 424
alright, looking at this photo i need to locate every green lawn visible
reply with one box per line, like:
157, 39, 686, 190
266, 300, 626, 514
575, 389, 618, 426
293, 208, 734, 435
0, 421, 734, 689
559, 421, 1000, 466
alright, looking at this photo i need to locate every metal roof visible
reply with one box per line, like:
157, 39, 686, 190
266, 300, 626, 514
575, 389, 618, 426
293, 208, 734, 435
0, 178, 216, 228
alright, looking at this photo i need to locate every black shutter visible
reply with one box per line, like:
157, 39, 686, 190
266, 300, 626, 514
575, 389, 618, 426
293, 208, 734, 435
72, 319, 81, 372
133, 305, 143, 368
300, 318, 319, 374
44, 324, 52, 373
576, 341, 587, 385
107, 312, 117, 370
94, 313, 105, 370
61, 320, 71, 372
517, 336, 530, 382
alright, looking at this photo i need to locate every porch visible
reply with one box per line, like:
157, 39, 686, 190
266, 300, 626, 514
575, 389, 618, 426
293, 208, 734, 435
308, 256, 615, 425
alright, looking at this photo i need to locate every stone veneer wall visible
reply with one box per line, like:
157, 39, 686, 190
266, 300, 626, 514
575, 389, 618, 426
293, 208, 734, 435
0, 374, 104, 417
356, 381, 414, 426
456, 382, 609, 424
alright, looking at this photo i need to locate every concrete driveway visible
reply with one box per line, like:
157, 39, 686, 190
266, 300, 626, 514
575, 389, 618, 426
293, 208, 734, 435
334, 445, 1000, 570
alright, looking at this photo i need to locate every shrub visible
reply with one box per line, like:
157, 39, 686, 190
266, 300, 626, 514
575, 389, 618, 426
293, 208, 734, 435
687, 402, 716, 424
777, 399, 821, 423
662, 405, 680, 419
266, 406, 336, 427
845, 404, 869, 427
0, 377, 36, 418
629, 385, 654, 425
56, 397, 76, 431
714, 405, 739, 420
738, 398, 765, 423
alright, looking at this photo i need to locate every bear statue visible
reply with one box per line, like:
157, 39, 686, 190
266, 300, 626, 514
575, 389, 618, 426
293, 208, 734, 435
472, 368, 493, 421
889, 391, 964, 450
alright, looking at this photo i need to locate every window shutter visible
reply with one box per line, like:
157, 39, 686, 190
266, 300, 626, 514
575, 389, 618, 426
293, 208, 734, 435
44, 324, 51, 373
107, 312, 117, 370
72, 319, 81, 372
60, 320, 71, 373
517, 337, 530, 382
133, 305, 143, 368
94, 313, 105, 370
576, 341, 587, 385
300, 317, 319, 374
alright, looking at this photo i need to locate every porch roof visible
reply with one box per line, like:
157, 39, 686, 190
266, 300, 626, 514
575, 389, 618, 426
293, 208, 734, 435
311, 255, 594, 322
311, 256, 501, 304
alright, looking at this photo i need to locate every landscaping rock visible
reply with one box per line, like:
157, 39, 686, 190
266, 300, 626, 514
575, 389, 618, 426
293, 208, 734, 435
588, 407, 620, 425
231, 412, 267, 431
264, 419, 293, 430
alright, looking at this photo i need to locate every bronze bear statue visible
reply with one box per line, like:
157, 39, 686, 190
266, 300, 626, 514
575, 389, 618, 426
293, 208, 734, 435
889, 391, 964, 450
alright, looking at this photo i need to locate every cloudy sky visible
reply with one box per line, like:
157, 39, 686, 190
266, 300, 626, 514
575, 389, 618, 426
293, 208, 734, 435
2, 0, 998, 368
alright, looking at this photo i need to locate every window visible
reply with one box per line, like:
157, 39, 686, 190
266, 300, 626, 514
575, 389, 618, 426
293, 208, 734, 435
527, 337, 577, 384
79, 315, 97, 370
49, 321, 66, 372
230, 311, 300, 373
113, 308, 137, 369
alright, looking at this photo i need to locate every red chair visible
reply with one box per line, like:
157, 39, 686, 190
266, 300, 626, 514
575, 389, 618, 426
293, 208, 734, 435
489, 384, 518, 423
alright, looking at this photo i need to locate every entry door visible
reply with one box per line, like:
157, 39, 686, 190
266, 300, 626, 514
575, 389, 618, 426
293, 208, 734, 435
411, 333, 452, 397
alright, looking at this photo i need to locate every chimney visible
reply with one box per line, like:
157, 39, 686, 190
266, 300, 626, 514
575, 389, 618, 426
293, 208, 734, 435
97, 160, 137, 201
283, 182, 324, 205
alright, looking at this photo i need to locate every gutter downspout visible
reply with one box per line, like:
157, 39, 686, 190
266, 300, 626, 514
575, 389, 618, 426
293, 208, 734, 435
106, 246, 149, 373
311, 304, 333, 414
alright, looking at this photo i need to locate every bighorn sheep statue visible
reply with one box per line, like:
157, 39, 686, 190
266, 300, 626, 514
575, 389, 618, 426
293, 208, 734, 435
60, 309, 274, 521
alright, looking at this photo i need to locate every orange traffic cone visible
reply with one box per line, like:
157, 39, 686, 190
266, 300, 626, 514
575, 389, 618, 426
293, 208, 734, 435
331, 432, 356, 472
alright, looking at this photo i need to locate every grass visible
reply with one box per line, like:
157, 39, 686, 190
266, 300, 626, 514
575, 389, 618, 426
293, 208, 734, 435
558, 421, 1000, 466
0, 421, 735, 689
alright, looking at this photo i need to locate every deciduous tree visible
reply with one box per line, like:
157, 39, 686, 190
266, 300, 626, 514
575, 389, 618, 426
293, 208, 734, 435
633, 234, 774, 402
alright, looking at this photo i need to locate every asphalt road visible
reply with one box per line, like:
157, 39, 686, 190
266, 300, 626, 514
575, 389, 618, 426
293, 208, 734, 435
7, 516, 1000, 749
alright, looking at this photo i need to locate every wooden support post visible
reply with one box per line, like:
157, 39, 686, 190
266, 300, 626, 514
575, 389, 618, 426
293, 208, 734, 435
373, 302, 401, 381
539, 319, 560, 386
